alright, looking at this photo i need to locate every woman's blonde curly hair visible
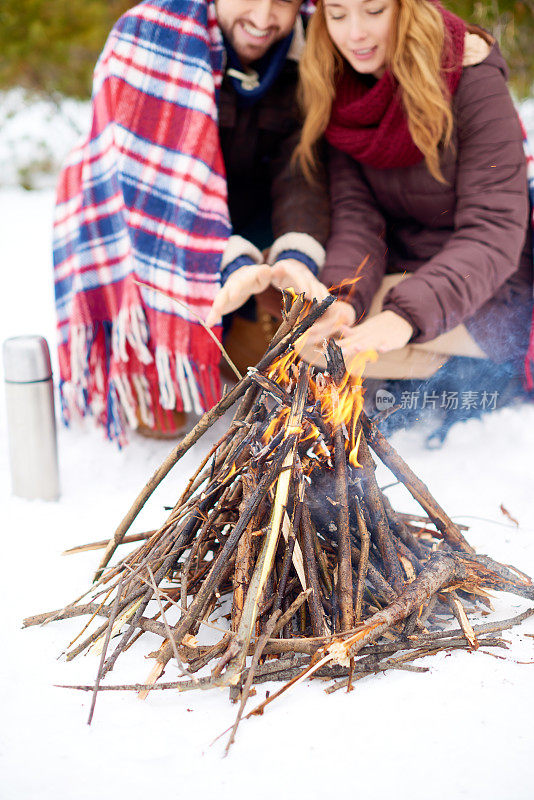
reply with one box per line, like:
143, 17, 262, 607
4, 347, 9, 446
295, 0, 455, 183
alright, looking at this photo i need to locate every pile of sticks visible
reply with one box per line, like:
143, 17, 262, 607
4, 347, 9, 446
24, 294, 534, 751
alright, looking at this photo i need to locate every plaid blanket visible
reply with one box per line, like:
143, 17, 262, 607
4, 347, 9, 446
522, 120, 534, 389
53, 0, 229, 442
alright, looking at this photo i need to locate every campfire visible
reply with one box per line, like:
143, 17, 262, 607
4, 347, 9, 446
24, 293, 534, 752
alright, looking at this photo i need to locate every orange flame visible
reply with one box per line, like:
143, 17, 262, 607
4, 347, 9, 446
267, 349, 299, 384
348, 428, 362, 468
261, 346, 374, 469
259, 291, 381, 471
327, 256, 368, 304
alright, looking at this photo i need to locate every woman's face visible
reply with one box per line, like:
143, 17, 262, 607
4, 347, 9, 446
324, 0, 397, 79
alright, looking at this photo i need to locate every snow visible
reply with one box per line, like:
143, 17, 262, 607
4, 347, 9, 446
1, 193, 534, 798
0, 90, 90, 189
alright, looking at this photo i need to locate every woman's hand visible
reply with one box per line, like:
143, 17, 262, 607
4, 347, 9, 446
205, 264, 272, 327
294, 299, 356, 367
296, 308, 413, 370
270, 259, 330, 302
338, 310, 413, 362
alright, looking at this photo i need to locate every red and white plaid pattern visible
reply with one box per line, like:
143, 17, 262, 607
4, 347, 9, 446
53, 0, 230, 442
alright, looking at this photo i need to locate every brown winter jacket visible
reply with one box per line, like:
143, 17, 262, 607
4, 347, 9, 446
218, 38, 330, 251
322, 43, 533, 366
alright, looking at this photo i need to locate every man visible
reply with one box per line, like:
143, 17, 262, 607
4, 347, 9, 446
53, 0, 328, 442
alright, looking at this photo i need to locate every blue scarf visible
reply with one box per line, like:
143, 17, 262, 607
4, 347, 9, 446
224, 31, 294, 107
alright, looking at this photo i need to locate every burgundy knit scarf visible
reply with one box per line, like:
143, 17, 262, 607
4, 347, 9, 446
325, 2, 466, 169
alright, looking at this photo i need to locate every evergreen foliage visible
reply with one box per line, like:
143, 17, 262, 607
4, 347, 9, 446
445, 1, 534, 97
0, 0, 133, 99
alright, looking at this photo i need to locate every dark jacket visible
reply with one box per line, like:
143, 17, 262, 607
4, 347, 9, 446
218, 47, 330, 249
323, 44, 533, 366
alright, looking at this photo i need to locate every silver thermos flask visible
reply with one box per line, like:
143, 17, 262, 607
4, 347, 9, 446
3, 335, 60, 500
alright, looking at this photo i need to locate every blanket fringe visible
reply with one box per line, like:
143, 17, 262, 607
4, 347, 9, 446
113, 303, 152, 366
59, 321, 220, 443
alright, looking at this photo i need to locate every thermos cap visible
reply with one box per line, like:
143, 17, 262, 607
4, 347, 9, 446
3, 335, 53, 383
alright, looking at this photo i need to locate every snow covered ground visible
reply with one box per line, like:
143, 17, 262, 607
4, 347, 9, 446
0, 91, 91, 190
2, 78, 534, 796
1, 186, 534, 800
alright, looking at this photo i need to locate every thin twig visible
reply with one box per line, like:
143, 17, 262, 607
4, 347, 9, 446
146, 566, 196, 681
63, 532, 154, 556
447, 590, 479, 650
87, 574, 125, 725
224, 609, 281, 756
354, 496, 370, 623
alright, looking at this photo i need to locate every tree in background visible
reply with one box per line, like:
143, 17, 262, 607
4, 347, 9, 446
0, 0, 132, 100
0, 1, 532, 100
446, 1, 533, 97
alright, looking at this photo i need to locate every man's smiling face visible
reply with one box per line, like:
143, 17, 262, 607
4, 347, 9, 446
216, 0, 302, 65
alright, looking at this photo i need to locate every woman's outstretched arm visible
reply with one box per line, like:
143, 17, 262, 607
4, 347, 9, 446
321, 144, 389, 317
381, 50, 529, 343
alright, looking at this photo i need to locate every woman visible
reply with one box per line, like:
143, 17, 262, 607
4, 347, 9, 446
291, 0, 533, 404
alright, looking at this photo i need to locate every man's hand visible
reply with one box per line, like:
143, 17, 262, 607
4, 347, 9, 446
270, 259, 330, 302
337, 310, 413, 362
206, 258, 330, 327
206, 264, 272, 327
